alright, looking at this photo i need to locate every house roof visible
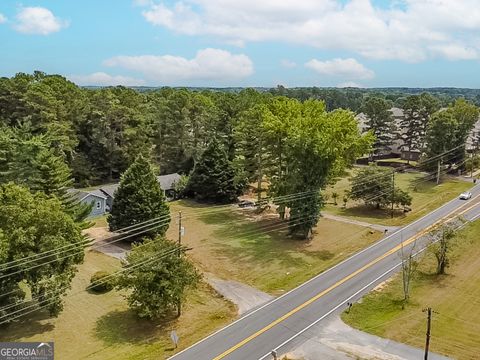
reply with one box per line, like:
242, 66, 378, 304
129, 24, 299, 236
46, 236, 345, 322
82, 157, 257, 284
99, 173, 182, 199
157, 173, 182, 191
100, 184, 119, 198
67, 189, 107, 202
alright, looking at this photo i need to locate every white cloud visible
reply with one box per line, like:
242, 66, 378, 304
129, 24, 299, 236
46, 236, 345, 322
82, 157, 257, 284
104, 48, 254, 84
305, 58, 374, 80
280, 59, 297, 68
68, 72, 146, 87
429, 44, 478, 61
0, 13, 7, 24
14, 7, 68, 35
139, 0, 480, 62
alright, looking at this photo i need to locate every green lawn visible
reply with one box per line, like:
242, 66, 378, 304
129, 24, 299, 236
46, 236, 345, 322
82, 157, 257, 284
325, 169, 473, 226
167, 201, 382, 294
342, 220, 480, 360
0, 251, 236, 360
91, 214, 108, 228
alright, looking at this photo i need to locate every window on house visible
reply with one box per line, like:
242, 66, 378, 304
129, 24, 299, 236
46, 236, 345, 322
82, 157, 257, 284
96, 201, 102, 209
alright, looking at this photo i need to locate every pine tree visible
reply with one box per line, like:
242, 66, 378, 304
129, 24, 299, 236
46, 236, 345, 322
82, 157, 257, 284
108, 155, 170, 235
362, 97, 396, 157
0, 129, 91, 225
187, 138, 239, 203
30, 148, 92, 225
400, 93, 439, 163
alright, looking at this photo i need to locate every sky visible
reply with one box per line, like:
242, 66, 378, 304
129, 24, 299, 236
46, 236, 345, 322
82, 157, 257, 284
1, 0, 480, 88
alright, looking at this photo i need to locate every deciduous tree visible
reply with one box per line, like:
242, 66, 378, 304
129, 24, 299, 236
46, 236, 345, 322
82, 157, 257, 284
115, 237, 200, 319
0, 184, 85, 320
349, 166, 412, 210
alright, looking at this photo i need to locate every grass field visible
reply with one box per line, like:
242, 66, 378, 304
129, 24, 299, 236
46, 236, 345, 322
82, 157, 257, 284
342, 220, 480, 360
324, 169, 473, 226
167, 201, 382, 294
91, 214, 108, 228
0, 251, 236, 360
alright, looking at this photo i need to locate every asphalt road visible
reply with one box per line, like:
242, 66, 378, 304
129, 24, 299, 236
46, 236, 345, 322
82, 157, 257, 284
170, 184, 480, 360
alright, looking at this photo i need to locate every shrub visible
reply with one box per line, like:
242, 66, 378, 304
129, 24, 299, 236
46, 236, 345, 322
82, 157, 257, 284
89, 271, 113, 293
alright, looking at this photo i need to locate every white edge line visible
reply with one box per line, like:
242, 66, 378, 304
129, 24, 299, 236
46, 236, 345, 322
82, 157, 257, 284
169, 183, 479, 359
257, 262, 403, 359
258, 214, 477, 360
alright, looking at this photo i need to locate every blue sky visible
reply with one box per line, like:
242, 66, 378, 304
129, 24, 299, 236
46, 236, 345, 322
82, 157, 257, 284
1, 0, 480, 88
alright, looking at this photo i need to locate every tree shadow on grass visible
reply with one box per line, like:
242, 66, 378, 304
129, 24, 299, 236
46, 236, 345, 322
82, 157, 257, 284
0, 310, 55, 340
335, 205, 408, 222
94, 309, 176, 345
198, 210, 332, 269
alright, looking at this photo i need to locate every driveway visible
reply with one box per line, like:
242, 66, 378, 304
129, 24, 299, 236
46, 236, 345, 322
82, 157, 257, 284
285, 316, 451, 360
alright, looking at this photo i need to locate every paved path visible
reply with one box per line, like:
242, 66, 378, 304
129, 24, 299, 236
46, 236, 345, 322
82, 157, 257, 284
83, 227, 130, 260
205, 274, 274, 315
321, 213, 399, 233
94, 239, 128, 260
170, 183, 480, 360
286, 316, 450, 360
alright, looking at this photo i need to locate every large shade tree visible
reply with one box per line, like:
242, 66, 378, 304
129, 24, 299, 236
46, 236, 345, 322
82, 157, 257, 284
424, 99, 479, 171
0, 183, 85, 321
262, 98, 373, 239
349, 166, 412, 210
115, 237, 200, 319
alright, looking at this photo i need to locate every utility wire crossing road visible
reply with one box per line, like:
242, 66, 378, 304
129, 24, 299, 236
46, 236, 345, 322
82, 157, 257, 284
170, 184, 480, 360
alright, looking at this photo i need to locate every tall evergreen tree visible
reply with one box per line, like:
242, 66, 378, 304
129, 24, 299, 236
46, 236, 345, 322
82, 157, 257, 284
362, 97, 396, 157
108, 155, 170, 235
0, 127, 91, 225
187, 138, 240, 203
400, 93, 439, 163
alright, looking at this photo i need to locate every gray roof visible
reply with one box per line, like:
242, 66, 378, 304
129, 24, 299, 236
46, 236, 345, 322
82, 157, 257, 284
157, 173, 182, 191
100, 184, 119, 198
67, 189, 107, 202
99, 173, 181, 199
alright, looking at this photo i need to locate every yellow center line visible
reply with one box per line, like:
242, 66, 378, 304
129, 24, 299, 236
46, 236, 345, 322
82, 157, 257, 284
213, 196, 480, 360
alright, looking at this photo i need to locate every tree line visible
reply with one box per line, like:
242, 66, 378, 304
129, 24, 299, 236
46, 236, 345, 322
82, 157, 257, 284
1, 71, 479, 323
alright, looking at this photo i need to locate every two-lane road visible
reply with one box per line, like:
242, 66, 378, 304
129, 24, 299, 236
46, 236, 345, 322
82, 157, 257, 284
171, 184, 480, 360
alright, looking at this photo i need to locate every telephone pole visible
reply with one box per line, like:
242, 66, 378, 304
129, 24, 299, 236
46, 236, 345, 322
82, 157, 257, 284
423, 307, 432, 360
178, 211, 182, 256
391, 171, 395, 218
436, 160, 441, 185
177, 211, 182, 317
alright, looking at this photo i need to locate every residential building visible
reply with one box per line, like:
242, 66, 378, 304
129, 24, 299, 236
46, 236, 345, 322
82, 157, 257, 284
67, 189, 107, 217
99, 173, 182, 213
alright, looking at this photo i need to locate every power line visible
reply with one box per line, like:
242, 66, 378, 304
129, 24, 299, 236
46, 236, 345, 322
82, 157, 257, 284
0, 244, 183, 324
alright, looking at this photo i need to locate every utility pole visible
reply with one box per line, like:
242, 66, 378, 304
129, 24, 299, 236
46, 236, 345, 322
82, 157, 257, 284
436, 160, 441, 185
177, 211, 182, 317
178, 211, 182, 256
471, 151, 474, 179
423, 307, 432, 360
391, 171, 395, 218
